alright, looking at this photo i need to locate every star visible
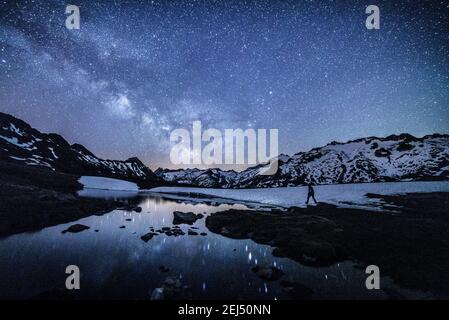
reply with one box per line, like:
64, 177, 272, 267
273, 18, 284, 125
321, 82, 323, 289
0, 0, 447, 170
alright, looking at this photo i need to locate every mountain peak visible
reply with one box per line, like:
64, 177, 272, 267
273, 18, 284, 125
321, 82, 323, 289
71, 143, 95, 157
0, 112, 160, 187
126, 157, 144, 164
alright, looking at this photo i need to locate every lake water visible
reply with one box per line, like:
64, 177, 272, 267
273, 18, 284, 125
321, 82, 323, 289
0, 190, 426, 300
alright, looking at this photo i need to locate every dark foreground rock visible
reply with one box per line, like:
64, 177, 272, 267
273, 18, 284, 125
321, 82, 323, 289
61, 224, 90, 234
140, 232, 158, 242
172, 211, 204, 225
206, 193, 449, 294
207, 206, 343, 266
0, 161, 120, 238
155, 226, 185, 236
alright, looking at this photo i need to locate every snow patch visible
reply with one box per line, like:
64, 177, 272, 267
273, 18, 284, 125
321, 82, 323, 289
149, 181, 449, 210
0, 135, 34, 149
49, 147, 58, 159
78, 176, 139, 191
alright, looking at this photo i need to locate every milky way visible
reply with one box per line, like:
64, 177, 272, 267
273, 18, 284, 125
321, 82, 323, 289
0, 0, 448, 169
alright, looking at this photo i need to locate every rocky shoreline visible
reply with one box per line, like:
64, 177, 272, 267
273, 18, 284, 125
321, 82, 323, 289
0, 161, 123, 238
206, 192, 449, 295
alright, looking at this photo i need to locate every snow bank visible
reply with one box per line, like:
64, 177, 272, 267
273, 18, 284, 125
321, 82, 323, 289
78, 176, 138, 191
149, 181, 449, 210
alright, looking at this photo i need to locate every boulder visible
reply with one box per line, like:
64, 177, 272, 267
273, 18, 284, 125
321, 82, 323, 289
173, 211, 203, 225
61, 224, 90, 234
141, 232, 158, 242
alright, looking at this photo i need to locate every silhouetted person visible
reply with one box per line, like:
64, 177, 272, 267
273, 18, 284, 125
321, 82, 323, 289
306, 182, 317, 205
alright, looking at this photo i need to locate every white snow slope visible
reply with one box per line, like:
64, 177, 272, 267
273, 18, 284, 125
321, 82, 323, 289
150, 181, 449, 210
78, 176, 138, 191
155, 134, 449, 188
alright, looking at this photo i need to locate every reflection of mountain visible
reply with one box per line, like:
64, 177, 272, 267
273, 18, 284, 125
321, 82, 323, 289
156, 134, 449, 188
0, 112, 161, 188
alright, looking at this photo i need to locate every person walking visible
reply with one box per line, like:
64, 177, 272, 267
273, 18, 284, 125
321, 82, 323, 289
306, 182, 317, 205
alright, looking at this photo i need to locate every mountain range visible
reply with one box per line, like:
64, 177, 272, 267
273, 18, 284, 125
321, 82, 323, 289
1, 111, 448, 189
155, 134, 449, 188
0, 112, 161, 188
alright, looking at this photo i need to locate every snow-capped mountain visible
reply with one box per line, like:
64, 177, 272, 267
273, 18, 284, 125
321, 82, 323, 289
0, 112, 161, 187
3, 111, 448, 189
156, 134, 449, 188
154, 167, 239, 188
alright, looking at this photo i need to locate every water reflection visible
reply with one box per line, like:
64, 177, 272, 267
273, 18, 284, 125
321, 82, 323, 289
0, 192, 405, 299
77, 188, 139, 199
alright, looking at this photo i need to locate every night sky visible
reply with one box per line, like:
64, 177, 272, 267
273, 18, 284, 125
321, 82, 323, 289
1, 0, 448, 170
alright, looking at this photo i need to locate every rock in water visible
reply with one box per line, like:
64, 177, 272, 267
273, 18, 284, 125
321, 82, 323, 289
173, 211, 203, 225
141, 232, 158, 242
61, 224, 90, 234
251, 265, 284, 281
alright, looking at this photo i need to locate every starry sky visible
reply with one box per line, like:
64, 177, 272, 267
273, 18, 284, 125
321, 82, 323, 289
1, 0, 448, 170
